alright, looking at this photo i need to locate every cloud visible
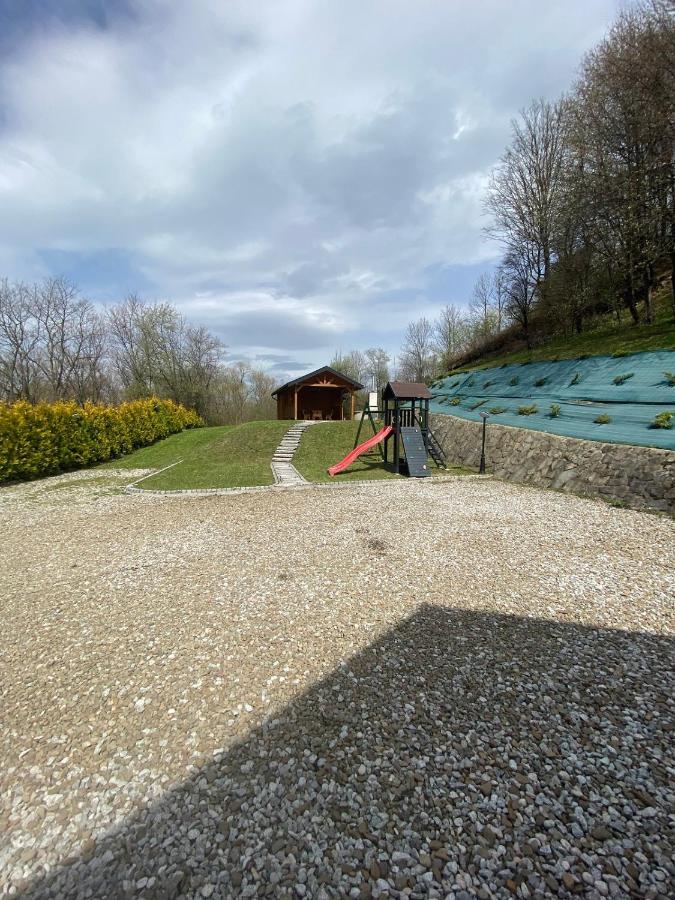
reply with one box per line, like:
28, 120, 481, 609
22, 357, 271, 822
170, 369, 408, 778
0, 0, 619, 367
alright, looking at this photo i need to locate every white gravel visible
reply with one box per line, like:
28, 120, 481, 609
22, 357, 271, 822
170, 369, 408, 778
0, 470, 673, 899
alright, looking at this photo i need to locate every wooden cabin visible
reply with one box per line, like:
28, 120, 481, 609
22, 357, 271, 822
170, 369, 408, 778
272, 366, 363, 420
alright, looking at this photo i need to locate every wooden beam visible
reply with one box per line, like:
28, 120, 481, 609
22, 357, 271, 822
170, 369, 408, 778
294, 387, 298, 420
350, 392, 355, 420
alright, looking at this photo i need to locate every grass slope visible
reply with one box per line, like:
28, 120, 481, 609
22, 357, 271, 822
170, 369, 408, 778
446, 304, 675, 375
294, 421, 471, 482
105, 421, 292, 489
105, 419, 472, 490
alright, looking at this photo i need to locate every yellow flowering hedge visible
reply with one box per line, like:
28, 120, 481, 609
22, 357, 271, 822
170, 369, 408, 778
0, 397, 202, 483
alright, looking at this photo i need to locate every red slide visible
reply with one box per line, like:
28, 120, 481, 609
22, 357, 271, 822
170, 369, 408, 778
327, 425, 393, 476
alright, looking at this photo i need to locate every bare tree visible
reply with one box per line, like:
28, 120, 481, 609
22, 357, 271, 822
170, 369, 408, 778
500, 247, 541, 348
568, 3, 675, 321
363, 347, 390, 391
329, 350, 367, 385
485, 98, 568, 310
433, 305, 470, 370
398, 317, 436, 382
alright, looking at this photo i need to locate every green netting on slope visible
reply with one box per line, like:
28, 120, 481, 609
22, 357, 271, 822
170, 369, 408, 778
430, 349, 675, 450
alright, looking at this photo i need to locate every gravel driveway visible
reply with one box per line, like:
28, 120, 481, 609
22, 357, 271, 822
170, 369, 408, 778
1, 471, 673, 899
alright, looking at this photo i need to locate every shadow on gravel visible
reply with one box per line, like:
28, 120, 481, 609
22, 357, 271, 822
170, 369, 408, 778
20, 606, 674, 899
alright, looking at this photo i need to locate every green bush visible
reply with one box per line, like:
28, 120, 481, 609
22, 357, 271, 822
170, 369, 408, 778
594, 413, 612, 424
509, 376, 520, 386
488, 406, 507, 415
612, 372, 634, 385
450, 397, 462, 406
0, 398, 202, 483
663, 372, 675, 386
550, 403, 561, 418
650, 411, 673, 430
534, 377, 548, 387
518, 404, 538, 416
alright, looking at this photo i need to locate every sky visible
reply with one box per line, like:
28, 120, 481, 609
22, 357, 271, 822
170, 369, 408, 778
0, 0, 621, 380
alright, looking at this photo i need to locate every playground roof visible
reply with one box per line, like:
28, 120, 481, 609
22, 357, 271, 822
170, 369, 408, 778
383, 381, 432, 400
271, 365, 363, 397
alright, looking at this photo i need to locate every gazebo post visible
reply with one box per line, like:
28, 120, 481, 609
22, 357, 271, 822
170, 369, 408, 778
394, 399, 400, 473
350, 392, 355, 420
294, 387, 298, 420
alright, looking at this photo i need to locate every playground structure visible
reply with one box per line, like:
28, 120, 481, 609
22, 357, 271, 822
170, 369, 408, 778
328, 381, 447, 477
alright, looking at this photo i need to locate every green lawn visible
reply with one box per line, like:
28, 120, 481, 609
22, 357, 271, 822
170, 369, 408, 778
104, 421, 292, 489
294, 420, 471, 483
102, 426, 232, 470
103, 418, 471, 490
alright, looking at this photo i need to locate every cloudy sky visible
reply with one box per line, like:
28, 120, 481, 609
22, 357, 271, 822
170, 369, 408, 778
0, 0, 620, 378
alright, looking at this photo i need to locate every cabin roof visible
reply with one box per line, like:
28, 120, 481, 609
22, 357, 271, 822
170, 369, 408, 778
272, 365, 363, 397
382, 380, 432, 400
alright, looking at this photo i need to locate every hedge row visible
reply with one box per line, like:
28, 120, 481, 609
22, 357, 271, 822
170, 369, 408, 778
0, 398, 202, 483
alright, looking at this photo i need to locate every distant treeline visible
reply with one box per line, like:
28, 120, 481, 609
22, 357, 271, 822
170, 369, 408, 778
0, 279, 276, 424
396, 1, 674, 381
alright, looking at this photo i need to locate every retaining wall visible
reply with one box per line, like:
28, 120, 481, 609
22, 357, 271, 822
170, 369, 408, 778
430, 413, 674, 513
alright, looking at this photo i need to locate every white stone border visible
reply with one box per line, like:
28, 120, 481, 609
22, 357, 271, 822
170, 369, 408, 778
125, 473, 488, 497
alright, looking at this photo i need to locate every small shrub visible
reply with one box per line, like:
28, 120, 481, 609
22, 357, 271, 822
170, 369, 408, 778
594, 413, 612, 424
550, 403, 561, 418
518, 404, 538, 416
489, 406, 507, 415
663, 372, 675, 386
469, 400, 486, 410
650, 411, 673, 430
509, 376, 520, 386
570, 372, 581, 386
450, 397, 462, 406
534, 377, 548, 387
613, 372, 634, 385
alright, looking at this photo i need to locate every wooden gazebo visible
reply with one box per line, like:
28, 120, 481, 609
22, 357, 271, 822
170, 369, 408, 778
272, 366, 363, 421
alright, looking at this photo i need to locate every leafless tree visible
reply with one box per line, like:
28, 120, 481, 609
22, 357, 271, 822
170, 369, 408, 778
486, 99, 568, 292
500, 246, 541, 348
363, 347, 390, 391
433, 305, 470, 370
568, 3, 675, 321
398, 317, 436, 382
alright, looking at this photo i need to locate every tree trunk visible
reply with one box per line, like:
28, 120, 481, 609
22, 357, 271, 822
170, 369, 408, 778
623, 278, 640, 325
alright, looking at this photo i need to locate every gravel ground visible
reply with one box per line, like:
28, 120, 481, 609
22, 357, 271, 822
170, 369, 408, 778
1, 470, 674, 899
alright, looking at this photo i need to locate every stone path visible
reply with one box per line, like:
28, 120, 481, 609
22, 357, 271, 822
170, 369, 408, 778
270, 420, 318, 486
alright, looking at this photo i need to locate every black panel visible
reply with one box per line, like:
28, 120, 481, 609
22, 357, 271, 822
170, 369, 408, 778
400, 427, 431, 477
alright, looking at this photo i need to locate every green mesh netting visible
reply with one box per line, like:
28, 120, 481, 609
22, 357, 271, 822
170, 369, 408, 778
430, 350, 675, 450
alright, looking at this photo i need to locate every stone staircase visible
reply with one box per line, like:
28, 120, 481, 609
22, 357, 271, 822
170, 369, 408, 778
271, 420, 318, 486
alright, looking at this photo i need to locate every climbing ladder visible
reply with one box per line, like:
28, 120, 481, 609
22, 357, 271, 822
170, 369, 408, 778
425, 426, 448, 469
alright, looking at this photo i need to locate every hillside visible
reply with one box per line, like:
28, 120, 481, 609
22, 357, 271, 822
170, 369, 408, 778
445, 291, 675, 374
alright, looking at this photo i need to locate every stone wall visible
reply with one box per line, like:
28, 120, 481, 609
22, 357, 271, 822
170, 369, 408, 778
431, 413, 674, 513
